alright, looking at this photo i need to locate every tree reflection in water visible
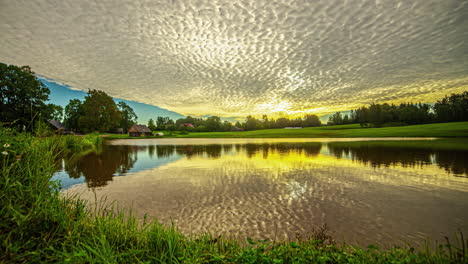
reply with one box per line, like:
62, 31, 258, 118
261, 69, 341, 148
62, 145, 138, 187
58, 141, 467, 188
327, 142, 468, 177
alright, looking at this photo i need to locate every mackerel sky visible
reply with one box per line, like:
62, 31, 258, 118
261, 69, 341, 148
1, 0, 467, 118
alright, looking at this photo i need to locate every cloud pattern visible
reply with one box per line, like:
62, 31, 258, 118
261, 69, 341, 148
1, 0, 467, 117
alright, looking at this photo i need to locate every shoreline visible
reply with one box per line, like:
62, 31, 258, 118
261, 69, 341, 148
102, 122, 468, 139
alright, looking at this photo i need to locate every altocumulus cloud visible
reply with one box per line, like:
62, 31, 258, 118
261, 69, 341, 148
1, 0, 467, 118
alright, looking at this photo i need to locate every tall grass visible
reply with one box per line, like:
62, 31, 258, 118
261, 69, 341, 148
0, 127, 466, 263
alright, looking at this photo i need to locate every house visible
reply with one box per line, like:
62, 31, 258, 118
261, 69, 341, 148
181, 123, 194, 128
128, 124, 152, 137
48, 119, 65, 134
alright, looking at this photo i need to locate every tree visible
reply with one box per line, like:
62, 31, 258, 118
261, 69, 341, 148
44, 104, 64, 121
327, 112, 343, 125
166, 119, 175, 131
262, 115, 270, 129
276, 117, 289, 128
205, 116, 222, 131
434, 92, 468, 122
303, 114, 321, 127
221, 121, 233, 131
64, 99, 83, 132
156, 116, 170, 130
245, 116, 259, 130
117, 101, 137, 133
0, 63, 60, 129
147, 118, 157, 131
343, 115, 349, 124
78, 89, 121, 133
290, 117, 302, 127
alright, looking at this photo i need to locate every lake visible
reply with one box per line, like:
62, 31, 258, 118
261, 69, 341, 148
54, 138, 468, 247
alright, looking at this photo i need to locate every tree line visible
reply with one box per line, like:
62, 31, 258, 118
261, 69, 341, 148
147, 115, 234, 132
147, 114, 321, 132
327, 92, 468, 127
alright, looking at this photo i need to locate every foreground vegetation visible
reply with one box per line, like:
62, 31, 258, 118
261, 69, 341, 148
1, 127, 467, 263
105, 122, 468, 139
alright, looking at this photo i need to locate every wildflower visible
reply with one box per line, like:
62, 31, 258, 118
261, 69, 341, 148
1, 151, 8, 156
16, 155, 22, 161
3, 143, 10, 148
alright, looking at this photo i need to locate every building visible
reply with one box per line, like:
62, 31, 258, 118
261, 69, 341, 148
181, 123, 194, 128
128, 124, 152, 137
47, 119, 66, 134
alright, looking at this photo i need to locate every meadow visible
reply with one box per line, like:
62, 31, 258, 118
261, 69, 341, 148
105, 122, 468, 139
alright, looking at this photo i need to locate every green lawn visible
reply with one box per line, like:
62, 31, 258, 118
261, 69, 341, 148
106, 122, 468, 139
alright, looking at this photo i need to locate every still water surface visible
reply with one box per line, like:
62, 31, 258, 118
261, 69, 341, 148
54, 138, 468, 246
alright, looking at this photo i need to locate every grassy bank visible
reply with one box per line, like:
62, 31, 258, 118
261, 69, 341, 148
105, 122, 468, 139
1, 128, 467, 263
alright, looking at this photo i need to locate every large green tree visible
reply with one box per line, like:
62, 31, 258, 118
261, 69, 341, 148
63, 99, 83, 132
44, 104, 64, 122
434, 92, 468, 122
245, 115, 263, 130
117, 101, 137, 133
78, 89, 121, 133
0, 63, 61, 129
303, 114, 321, 127
205, 116, 222, 131
156, 116, 170, 130
147, 118, 156, 131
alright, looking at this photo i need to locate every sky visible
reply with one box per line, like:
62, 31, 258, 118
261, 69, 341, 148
1, 0, 467, 120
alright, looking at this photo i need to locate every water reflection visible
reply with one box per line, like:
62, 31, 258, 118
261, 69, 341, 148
55, 146, 138, 187
56, 140, 468, 189
59, 139, 468, 246
327, 142, 468, 177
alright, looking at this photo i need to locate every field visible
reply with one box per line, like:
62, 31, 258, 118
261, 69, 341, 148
105, 122, 468, 139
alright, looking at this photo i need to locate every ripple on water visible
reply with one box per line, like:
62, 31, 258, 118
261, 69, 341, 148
64, 141, 468, 246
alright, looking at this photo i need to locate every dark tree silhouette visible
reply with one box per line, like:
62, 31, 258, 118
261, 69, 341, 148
0, 63, 62, 129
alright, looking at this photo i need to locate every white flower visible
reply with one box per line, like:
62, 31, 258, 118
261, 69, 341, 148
3, 143, 10, 148
1, 151, 8, 156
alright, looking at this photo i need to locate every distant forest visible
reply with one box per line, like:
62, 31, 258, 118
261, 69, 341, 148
326, 91, 468, 127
